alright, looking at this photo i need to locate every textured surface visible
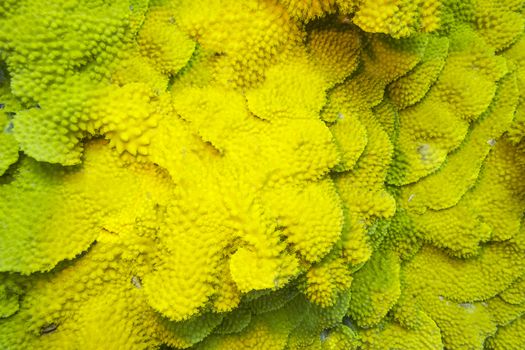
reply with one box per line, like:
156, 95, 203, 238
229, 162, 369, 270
0, 0, 525, 349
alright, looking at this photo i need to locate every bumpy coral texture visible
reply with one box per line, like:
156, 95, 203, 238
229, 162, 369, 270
1, 0, 524, 349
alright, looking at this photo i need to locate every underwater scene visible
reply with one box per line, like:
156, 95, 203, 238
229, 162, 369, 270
1, 0, 525, 349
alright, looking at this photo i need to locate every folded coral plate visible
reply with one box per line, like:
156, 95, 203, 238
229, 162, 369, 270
1, 0, 525, 349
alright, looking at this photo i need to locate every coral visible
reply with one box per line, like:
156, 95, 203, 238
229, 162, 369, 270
0, 0, 524, 349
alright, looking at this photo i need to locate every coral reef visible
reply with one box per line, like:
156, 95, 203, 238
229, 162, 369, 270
0, 0, 524, 349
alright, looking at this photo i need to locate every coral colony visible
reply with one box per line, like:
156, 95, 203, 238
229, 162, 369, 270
1, 0, 525, 349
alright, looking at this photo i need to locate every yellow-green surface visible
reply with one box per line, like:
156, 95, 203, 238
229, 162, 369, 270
0, 0, 524, 349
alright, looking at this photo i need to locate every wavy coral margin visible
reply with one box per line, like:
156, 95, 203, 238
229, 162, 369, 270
1, 0, 525, 349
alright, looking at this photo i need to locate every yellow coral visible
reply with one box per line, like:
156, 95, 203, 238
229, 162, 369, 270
486, 316, 525, 350
360, 313, 442, 350
307, 27, 361, 88
137, 5, 195, 75
302, 249, 353, 307
173, 0, 302, 88
0, 114, 18, 175
347, 250, 401, 327
1, 0, 525, 349
353, 0, 442, 38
